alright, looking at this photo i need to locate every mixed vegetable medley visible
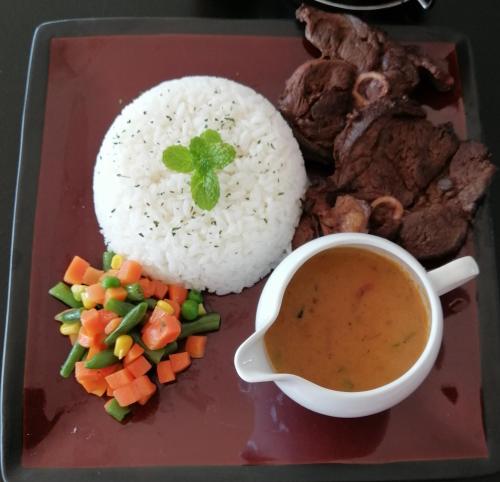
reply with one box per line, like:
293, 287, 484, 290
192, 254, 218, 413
49, 251, 221, 422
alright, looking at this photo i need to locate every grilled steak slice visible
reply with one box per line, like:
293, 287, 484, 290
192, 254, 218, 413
333, 98, 459, 207
399, 204, 468, 261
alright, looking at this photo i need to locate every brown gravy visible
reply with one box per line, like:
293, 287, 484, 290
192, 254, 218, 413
264, 247, 429, 391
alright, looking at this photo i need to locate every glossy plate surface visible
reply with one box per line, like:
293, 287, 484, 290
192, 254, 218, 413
2, 17, 500, 482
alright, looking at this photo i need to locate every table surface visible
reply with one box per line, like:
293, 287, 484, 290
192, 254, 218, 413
1, 1, 500, 481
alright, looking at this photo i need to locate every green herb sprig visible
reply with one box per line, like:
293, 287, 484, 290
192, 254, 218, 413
161, 129, 236, 210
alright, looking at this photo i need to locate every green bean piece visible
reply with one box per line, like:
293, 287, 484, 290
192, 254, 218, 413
102, 250, 116, 271
104, 298, 135, 317
55, 308, 83, 323
179, 313, 221, 340
105, 398, 130, 422
104, 302, 148, 346
60, 342, 87, 378
144, 298, 157, 310
49, 282, 83, 309
85, 349, 119, 369
181, 299, 199, 321
187, 289, 203, 304
125, 282, 144, 301
101, 276, 121, 289
130, 332, 176, 364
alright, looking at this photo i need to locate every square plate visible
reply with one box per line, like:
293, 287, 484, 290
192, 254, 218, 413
3, 17, 500, 482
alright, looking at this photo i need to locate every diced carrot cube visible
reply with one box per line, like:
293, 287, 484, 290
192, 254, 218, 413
82, 266, 104, 286
153, 280, 169, 300
63, 256, 90, 285
99, 309, 118, 325
168, 284, 188, 304
126, 355, 152, 378
114, 383, 140, 407
105, 368, 135, 390
81, 309, 103, 336
139, 278, 155, 299
75, 362, 120, 382
124, 343, 144, 366
104, 287, 127, 304
169, 352, 191, 373
157, 360, 176, 384
132, 375, 156, 399
79, 378, 107, 397
104, 317, 122, 335
185, 335, 207, 359
87, 344, 103, 361
117, 260, 142, 285
78, 326, 94, 348
106, 384, 114, 397
87, 282, 106, 305
92, 332, 107, 350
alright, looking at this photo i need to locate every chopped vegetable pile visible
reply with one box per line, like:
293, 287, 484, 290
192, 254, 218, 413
49, 251, 221, 422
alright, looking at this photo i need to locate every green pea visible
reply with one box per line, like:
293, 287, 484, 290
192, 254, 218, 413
187, 289, 203, 304
181, 299, 199, 321
101, 276, 121, 289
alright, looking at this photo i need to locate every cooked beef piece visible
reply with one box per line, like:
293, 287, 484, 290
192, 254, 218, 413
399, 204, 469, 261
280, 5, 454, 163
292, 213, 320, 249
279, 58, 356, 159
396, 141, 494, 260
406, 45, 455, 92
448, 141, 495, 214
333, 98, 459, 206
296, 5, 384, 72
369, 196, 403, 239
295, 4, 453, 93
414, 141, 495, 213
319, 195, 371, 234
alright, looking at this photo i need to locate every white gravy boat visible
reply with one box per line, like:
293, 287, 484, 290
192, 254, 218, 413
234, 233, 479, 418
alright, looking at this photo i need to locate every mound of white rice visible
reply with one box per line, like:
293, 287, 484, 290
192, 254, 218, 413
94, 76, 307, 294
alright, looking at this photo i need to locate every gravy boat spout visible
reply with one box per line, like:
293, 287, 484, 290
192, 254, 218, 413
235, 235, 342, 384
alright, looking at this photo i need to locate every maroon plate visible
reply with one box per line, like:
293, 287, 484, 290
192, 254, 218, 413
3, 17, 500, 482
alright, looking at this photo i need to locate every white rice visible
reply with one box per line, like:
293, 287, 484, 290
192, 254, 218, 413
93, 76, 307, 294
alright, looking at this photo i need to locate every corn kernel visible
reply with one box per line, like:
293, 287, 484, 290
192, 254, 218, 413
111, 254, 123, 270
71, 284, 86, 302
198, 303, 207, 316
157, 300, 175, 315
81, 291, 96, 309
114, 335, 133, 359
60, 322, 81, 336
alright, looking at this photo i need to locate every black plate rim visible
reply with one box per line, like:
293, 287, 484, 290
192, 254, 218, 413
2, 16, 500, 482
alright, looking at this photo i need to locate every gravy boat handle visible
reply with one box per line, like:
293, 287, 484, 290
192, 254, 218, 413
427, 256, 479, 296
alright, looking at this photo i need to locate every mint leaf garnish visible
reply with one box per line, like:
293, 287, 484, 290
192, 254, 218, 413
200, 129, 222, 144
208, 142, 236, 170
191, 170, 220, 211
162, 145, 194, 173
161, 128, 236, 211
189, 136, 212, 174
